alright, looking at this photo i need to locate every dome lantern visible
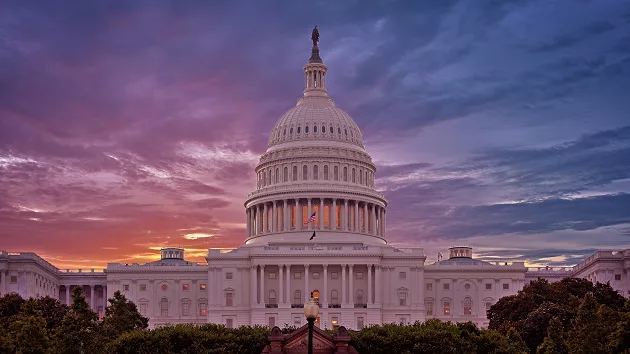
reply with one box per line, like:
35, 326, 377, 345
304, 25, 328, 98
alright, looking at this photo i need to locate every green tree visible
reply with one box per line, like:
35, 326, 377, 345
536, 317, 568, 354
0, 293, 26, 329
52, 287, 102, 354
101, 291, 148, 340
27, 296, 67, 331
8, 301, 51, 354
520, 301, 569, 352
567, 293, 614, 354
609, 299, 630, 353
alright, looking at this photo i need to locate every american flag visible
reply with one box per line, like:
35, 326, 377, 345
304, 212, 316, 225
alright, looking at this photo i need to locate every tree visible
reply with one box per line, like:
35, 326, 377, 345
52, 287, 102, 354
609, 299, 630, 353
0, 293, 26, 329
101, 291, 148, 339
567, 293, 614, 354
537, 317, 568, 354
520, 301, 568, 352
8, 301, 51, 354
27, 296, 67, 331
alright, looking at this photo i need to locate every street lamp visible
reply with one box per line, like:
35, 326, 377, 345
303, 296, 320, 354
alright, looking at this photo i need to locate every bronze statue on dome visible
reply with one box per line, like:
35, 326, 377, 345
311, 25, 319, 46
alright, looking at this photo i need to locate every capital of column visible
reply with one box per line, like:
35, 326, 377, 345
304, 264, 310, 270
323, 264, 328, 270
349, 264, 354, 270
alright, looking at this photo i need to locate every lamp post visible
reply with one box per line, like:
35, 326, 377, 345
303, 296, 319, 354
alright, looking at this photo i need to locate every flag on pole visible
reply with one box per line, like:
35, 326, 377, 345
309, 231, 316, 240
304, 212, 316, 225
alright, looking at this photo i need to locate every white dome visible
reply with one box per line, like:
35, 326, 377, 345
267, 96, 365, 150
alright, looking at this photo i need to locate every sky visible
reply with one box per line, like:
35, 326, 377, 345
1, 0, 629, 269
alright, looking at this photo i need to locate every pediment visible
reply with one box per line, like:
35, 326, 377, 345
284, 331, 336, 352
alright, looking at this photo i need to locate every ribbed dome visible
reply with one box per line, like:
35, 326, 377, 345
267, 96, 365, 149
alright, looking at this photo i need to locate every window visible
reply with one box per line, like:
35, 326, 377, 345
297, 126, 301, 134
425, 301, 434, 316
123, 284, 129, 291
334, 166, 339, 181
464, 298, 472, 315
502, 283, 509, 290
356, 272, 363, 279
344, 128, 348, 135
290, 127, 293, 135
313, 272, 320, 279
485, 283, 492, 290
226, 293, 233, 307
305, 125, 309, 134
485, 302, 492, 314
343, 167, 348, 181
268, 290, 276, 304
292, 166, 298, 181
314, 125, 317, 133
443, 283, 449, 290
294, 290, 302, 305
268, 317, 275, 328
338, 127, 341, 135
443, 301, 451, 315
269, 272, 276, 279
352, 168, 356, 183
182, 283, 189, 291
182, 302, 190, 316
294, 317, 301, 326
140, 284, 146, 291
426, 283, 433, 291
160, 298, 168, 316
294, 272, 302, 279
331, 290, 339, 304
284, 167, 288, 182
200, 283, 206, 290
283, 128, 286, 136
399, 292, 407, 306
359, 169, 363, 184
324, 165, 329, 180
275, 168, 279, 183
139, 303, 147, 316
199, 302, 207, 316
356, 290, 364, 304
332, 316, 339, 330
400, 318, 407, 325
615, 274, 622, 281
331, 272, 338, 279
226, 318, 233, 328
357, 317, 365, 330
302, 165, 308, 180
313, 165, 318, 180
226, 272, 233, 280
329, 126, 333, 134
399, 272, 406, 279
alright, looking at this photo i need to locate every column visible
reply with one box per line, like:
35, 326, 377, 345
90, 285, 95, 310
349, 265, 354, 305
286, 265, 291, 305
65, 285, 70, 305
260, 265, 265, 305
363, 203, 368, 233
417, 266, 424, 307
383, 209, 386, 236
246, 209, 250, 237
332, 199, 337, 230
272, 201, 277, 232
411, 267, 418, 306
263, 203, 268, 233
296, 199, 302, 229
341, 265, 347, 305
343, 200, 348, 231
307, 199, 312, 230
354, 202, 359, 232
367, 265, 372, 305
250, 266, 257, 306
375, 266, 382, 305
304, 265, 309, 302
284, 200, 289, 231
319, 199, 324, 229
371, 205, 377, 235
323, 265, 328, 306
279, 265, 284, 304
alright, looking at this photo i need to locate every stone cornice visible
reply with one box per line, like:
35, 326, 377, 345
424, 268, 526, 273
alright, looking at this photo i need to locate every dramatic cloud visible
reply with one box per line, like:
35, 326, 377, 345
0, 0, 629, 268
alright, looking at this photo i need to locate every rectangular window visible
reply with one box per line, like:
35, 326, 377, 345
425, 302, 433, 316
226, 318, 233, 328
357, 317, 365, 330
443, 283, 449, 290
485, 302, 492, 314
294, 317, 301, 326
268, 317, 275, 328
399, 272, 406, 279
123, 284, 129, 291
399, 292, 407, 306
443, 302, 451, 315
615, 274, 622, 281
226, 272, 233, 280
226, 293, 233, 307
294, 272, 302, 279
182, 302, 190, 316
139, 303, 147, 316
331, 272, 338, 279
161, 301, 168, 316
200, 283, 206, 290
313, 272, 320, 279
199, 303, 207, 316
140, 284, 146, 291
182, 283, 189, 291
10, 276, 17, 283
269, 272, 276, 279
426, 283, 432, 291
331, 316, 339, 330
503, 283, 509, 290
486, 283, 492, 290
356, 272, 363, 279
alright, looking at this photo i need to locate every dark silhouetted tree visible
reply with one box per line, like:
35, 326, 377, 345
102, 290, 148, 339
52, 287, 101, 354
537, 317, 568, 354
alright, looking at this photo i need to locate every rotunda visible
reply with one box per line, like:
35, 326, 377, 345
244, 33, 387, 246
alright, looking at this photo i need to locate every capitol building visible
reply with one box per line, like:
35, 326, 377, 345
1, 31, 629, 331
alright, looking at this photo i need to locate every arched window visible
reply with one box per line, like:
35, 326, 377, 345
284, 167, 288, 182
263, 171, 267, 187
334, 166, 338, 181
338, 127, 341, 135
283, 128, 286, 136
297, 126, 301, 134
330, 126, 333, 134
302, 165, 308, 180
324, 165, 329, 180
268, 168, 272, 185
365, 171, 369, 186
322, 125, 325, 134
343, 167, 348, 182
352, 168, 356, 183
359, 169, 363, 184
344, 129, 348, 136
160, 298, 168, 316
293, 166, 298, 181
269, 290, 277, 305
275, 168, 279, 184
313, 165, 318, 180
356, 290, 364, 304
294, 290, 302, 305
314, 125, 318, 133
463, 297, 472, 315
305, 125, 309, 134
290, 127, 294, 135
331, 290, 339, 304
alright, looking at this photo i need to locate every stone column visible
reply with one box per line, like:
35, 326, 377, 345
332, 199, 337, 230
304, 265, 309, 302
272, 201, 277, 232
260, 265, 265, 305
355, 202, 360, 232
279, 265, 284, 304
263, 203, 268, 233
286, 265, 291, 305
411, 267, 418, 306
323, 265, 328, 307
368, 265, 372, 305
417, 266, 424, 307
90, 285, 95, 310
375, 266, 382, 305
341, 265, 347, 305
383, 209, 386, 236
371, 205, 377, 235
363, 203, 368, 233
65, 285, 71, 305
319, 198, 324, 229
343, 200, 349, 231
283, 200, 289, 231
250, 266, 257, 306
307, 199, 312, 230
246, 208, 250, 237
349, 265, 354, 305
296, 199, 302, 229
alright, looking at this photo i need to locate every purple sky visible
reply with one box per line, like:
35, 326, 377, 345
1, 0, 629, 269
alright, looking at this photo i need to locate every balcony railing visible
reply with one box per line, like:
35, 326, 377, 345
328, 303, 341, 308
354, 303, 367, 308
265, 303, 278, 308
291, 304, 304, 308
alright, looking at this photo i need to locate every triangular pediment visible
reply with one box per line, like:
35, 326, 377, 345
284, 331, 336, 352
